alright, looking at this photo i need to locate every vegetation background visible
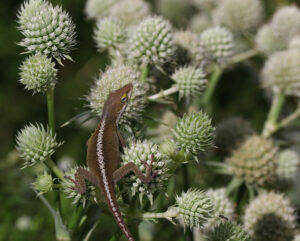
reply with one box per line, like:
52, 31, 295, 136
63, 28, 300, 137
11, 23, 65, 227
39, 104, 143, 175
0, 0, 299, 240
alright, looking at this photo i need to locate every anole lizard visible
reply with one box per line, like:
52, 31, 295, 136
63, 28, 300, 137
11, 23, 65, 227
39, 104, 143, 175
67, 83, 156, 241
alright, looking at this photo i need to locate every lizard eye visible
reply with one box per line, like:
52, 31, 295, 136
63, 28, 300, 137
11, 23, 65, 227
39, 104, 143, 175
121, 96, 128, 103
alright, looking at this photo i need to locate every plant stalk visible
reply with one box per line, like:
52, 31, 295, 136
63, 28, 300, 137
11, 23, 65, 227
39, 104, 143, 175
140, 65, 149, 83
230, 48, 259, 65
47, 88, 56, 132
202, 65, 222, 106
148, 86, 178, 101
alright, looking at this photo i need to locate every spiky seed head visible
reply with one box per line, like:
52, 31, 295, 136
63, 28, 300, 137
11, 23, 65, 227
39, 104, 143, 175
215, 117, 254, 154
255, 24, 285, 56
176, 189, 214, 229
129, 16, 176, 67
85, 0, 117, 20
94, 17, 126, 53
172, 112, 215, 156
276, 149, 300, 181
174, 30, 206, 67
204, 188, 235, 231
33, 171, 53, 195
17, 0, 76, 62
121, 140, 171, 205
207, 222, 252, 241
271, 6, 300, 46
172, 66, 207, 100
189, 14, 212, 34
88, 63, 147, 125
261, 50, 300, 96
228, 135, 277, 185
200, 27, 234, 65
244, 191, 297, 241
62, 167, 97, 207
108, 0, 151, 27
213, 0, 263, 33
19, 53, 57, 94
16, 123, 62, 168
289, 35, 300, 49
160, 139, 176, 158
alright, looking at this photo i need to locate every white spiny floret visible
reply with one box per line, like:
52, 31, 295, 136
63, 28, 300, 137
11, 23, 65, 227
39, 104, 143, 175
94, 17, 127, 53
17, 0, 76, 62
16, 123, 62, 168
121, 140, 171, 205
172, 66, 207, 100
88, 63, 147, 124
262, 50, 300, 97
19, 53, 57, 94
276, 149, 300, 181
200, 27, 234, 65
244, 191, 297, 241
176, 189, 214, 229
129, 16, 176, 66
213, 0, 263, 33
85, 0, 117, 20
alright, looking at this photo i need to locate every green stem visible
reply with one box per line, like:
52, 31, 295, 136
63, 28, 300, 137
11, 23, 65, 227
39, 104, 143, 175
68, 206, 84, 231
133, 207, 178, 221
45, 158, 64, 181
262, 90, 286, 137
229, 48, 259, 65
202, 65, 223, 106
47, 88, 56, 131
140, 65, 149, 83
109, 229, 122, 241
148, 86, 178, 101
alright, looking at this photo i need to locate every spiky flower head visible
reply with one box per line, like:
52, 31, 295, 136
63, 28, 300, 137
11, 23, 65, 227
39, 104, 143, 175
33, 171, 53, 195
172, 66, 207, 100
17, 0, 76, 62
88, 63, 147, 125
271, 6, 300, 47
129, 16, 176, 67
176, 189, 214, 229
85, 0, 116, 20
93, 17, 126, 53
276, 149, 300, 181
261, 50, 300, 96
121, 140, 170, 205
108, 0, 151, 27
228, 135, 277, 185
255, 24, 285, 56
204, 188, 235, 231
19, 53, 57, 94
213, 0, 263, 33
172, 112, 215, 156
207, 222, 252, 241
215, 117, 254, 154
200, 27, 234, 65
16, 123, 62, 168
289, 35, 300, 49
244, 192, 297, 241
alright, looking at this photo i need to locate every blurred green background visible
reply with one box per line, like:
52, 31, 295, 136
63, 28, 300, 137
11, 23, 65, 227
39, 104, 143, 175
1, 0, 299, 240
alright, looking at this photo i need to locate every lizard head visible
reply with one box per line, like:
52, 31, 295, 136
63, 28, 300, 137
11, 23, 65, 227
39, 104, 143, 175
103, 83, 133, 123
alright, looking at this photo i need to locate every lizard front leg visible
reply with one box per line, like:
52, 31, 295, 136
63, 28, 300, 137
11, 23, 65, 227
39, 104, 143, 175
65, 167, 98, 194
113, 154, 157, 184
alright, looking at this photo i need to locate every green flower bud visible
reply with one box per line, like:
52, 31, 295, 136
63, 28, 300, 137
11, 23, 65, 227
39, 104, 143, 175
200, 27, 234, 65
121, 140, 171, 205
94, 17, 126, 53
207, 222, 252, 241
213, 0, 263, 33
33, 171, 53, 195
62, 166, 97, 207
16, 123, 62, 168
228, 135, 277, 185
189, 14, 212, 34
261, 50, 300, 96
129, 16, 176, 67
276, 149, 300, 181
19, 53, 57, 94
85, 0, 116, 20
17, 0, 76, 62
176, 189, 214, 229
172, 112, 215, 156
160, 139, 176, 158
244, 192, 297, 241
88, 63, 147, 125
172, 66, 207, 100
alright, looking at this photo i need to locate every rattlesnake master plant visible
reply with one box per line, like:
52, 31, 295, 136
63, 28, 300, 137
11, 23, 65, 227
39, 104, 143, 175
176, 189, 214, 229
244, 192, 297, 241
189, 14, 212, 34
16, 123, 62, 169
172, 66, 207, 100
172, 112, 215, 157
207, 222, 252, 241
17, 0, 76, 62
19, 53, 57, 94
33, 171, 53, 195
88, 63, 147, 125
121, 140, 171, 205
129, 16, 176, 67
262, 50, 300, 97
228, 135, 277, 185
276, 149, 300, 182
